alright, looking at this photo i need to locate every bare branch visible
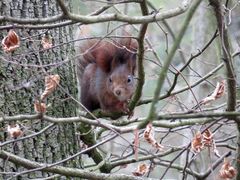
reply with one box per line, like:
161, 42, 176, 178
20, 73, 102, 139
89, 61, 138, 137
0, 149, 145, 180
129, 0, 149, 110
139, 0, 202, 129
0, 0, 192, 25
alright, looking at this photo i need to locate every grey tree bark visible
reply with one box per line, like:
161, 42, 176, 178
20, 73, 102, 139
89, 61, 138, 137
0, 0, 80, 179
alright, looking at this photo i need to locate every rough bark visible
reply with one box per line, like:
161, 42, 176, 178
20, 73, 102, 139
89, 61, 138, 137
0, 0, 79, 179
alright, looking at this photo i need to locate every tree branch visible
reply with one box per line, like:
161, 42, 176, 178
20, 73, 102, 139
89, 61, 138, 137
129, 0, 148, 110
209, 1, 238, 178
209, 0, 236, 112
0, 4, 111, 30
0, 150, 145, 180
0, 0, 192, 25
139, 62, 224, 105
110, 147, 181, 169
1, 111, 240, 132
138, 0, 202, 129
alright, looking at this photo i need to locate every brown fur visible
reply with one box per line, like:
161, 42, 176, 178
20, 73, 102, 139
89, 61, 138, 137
76, 38, 138, 112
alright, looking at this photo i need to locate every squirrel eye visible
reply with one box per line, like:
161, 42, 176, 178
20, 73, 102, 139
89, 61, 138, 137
127, 75, 132, 83
109, 77, 112, 83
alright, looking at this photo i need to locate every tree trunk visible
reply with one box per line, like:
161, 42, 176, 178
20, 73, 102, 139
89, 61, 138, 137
0, 0, 80, 179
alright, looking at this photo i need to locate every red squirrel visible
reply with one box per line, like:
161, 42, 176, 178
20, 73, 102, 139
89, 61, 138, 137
76, 38, 138, 113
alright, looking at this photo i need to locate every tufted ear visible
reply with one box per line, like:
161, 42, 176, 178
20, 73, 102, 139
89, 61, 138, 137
127, 53, 137, 75
111, 55, 121, 72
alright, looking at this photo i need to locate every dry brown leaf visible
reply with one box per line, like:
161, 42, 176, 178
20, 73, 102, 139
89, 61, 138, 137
7, 124, 23, 138
215, 80, 225, 98
219, 158, 237, 179
202, 129, 220, 157
202, 129, 214, 147
191, 131, 203, 153
34, 101, 47, 113
41, 34, 53, 49
143, 123, 164, 150
198, 80, 225, 106
191, 130, 220, 156
41, 75, 60, 100
2, 30, 20, 53
132, 163, 149, 176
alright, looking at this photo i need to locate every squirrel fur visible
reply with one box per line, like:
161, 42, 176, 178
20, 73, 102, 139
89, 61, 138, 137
76, 38, 138, 113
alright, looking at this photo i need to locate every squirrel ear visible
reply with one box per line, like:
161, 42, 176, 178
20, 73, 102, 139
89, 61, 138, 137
127, 53, 137, 75
111, 57, 121, 72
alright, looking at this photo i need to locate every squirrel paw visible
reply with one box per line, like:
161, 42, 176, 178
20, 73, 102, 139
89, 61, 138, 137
122, 102, 134, 119
127, 110, 134, 119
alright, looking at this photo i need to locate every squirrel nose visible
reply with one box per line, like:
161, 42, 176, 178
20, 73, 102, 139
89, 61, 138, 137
115, 89, 121, 96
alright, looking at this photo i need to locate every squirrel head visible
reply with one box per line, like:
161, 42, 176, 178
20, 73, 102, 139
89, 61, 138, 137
106, 49, 137, 102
